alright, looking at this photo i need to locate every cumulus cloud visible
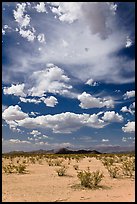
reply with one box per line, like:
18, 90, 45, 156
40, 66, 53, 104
28, 64, 72, 97
35, 2, 47, 13
13, 3, 31, 28
8, 110, 124, 133
122, 121, 135, 133
85, 78, 98, 86
3, 84, 26, 97
78, 92, 114, 109
41, 96, 58, 107
2, 105, 28, 121
19, 28, 36, 42
20, 97, 41, 104
102, 111, 123, 122
9, 139, 31, 144
120, 106, 134, 115
2, 105, 28, 130
123, 90, 135, 99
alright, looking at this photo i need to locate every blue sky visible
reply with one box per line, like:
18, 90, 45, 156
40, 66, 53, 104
2, 2, 135, 152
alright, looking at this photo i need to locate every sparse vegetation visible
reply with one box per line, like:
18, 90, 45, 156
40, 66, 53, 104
121, 159, 135, 177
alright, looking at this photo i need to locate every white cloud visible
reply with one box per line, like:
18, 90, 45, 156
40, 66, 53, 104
85, 78, 98, 86
13, 3, 31, 28
125, 36, 132, 48
49, 2, 83, 23
28, 65, 72, 97
49, 2, 117, 38
20, 97, 41, 104
3, 84, 26, 97
41, 96, 58, 107
35, 2, 47, 13
120, 106, 134, 115
102, 139, 109, 142
12, 111, 108, 133
3, 3, 134, 85
37, 33, 46, 43
129, 102, 135, 109
102, 111, 123, 122
9, 139, 31, 144
122, 121, 135, 133
78, 92, 114, 109
123, 90, 135, 99
19, 28, 36, 42
30, 130, 41, 136
2, 105, 28, 121
2, 105, 28, 130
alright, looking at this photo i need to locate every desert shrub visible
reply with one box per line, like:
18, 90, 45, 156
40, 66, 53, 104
15, 164, 27, 174
56, 166, 67, 176
73, 164, 79, 170
77, 169, 104, 188
3, 164, 16, 174
29, 157, 36, 164
107, 166, 120, 178
122, 159, 135, 177
101, 157, 114, 167
54, 159, 63, 166
46, 159, 54, 166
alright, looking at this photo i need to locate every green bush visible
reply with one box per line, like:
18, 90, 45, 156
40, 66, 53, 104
3, 164, 15, 174
107, 166, 120, 178
122, 159, 134, 177
15, 164, 27, 174
77, 169, 104, 188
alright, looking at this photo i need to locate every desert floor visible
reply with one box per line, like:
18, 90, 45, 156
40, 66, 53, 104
2, 156, 135, 202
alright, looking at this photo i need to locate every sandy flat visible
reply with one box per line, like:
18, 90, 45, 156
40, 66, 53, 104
2, 157, 135, 202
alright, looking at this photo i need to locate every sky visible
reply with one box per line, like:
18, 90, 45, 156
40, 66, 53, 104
2, 2, 135, 153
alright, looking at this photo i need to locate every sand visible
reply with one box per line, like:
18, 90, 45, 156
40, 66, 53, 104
2, 156, 135, 202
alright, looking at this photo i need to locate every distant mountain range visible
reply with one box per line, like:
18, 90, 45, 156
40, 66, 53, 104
3, 146, 135, 155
